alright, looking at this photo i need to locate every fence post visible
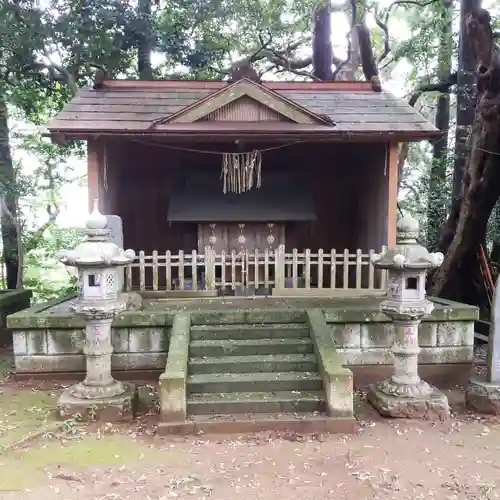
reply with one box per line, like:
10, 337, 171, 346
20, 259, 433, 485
139, 250, 146, 292
152, 250, 159, 291
204, 246, 216, 290
125, 264, 132, 292
274, 244, 285, 290
380, 245, 388, 291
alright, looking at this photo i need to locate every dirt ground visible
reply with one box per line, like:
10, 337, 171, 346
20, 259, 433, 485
0, 346, 499, 500
1, 399, 499, 500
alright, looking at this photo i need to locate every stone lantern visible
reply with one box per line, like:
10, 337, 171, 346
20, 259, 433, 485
56, 200, 137, 421
368, 215, 449, 420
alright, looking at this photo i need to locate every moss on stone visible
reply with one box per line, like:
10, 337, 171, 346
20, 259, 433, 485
307, 309, 353, 417
159, 312, 191, 422
307, 310, 348, 375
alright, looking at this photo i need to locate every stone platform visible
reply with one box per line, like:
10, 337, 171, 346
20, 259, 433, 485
7, 294, 478, 389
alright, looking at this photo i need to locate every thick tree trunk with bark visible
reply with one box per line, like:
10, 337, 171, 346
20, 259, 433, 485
428, 6, 500, 303
426, 3, 452, 251
312, 0, 333, 80
356, 19, 382, 91
434, 0, 476, 256
451, 0, 477, 203
0, 96, 19, 289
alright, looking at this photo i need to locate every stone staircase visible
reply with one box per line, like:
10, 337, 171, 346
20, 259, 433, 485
186, 323, 326, 417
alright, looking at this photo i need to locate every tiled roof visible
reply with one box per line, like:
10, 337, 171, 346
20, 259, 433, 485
46, 80, 438, 139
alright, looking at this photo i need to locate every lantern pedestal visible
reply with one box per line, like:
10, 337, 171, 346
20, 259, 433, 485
56, 200, 138, 422
57, 307, 138, 422
57, 383, 137, 422
368, 381, 449, 421
368, 214, 449, 421
367, 311, 449, 421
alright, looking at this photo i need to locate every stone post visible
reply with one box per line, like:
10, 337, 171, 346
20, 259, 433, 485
466, 275, 500, 414
367, 215, 450, 420
56, 200, 137, 421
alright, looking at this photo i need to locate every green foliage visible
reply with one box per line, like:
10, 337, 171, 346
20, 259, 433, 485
22, 226, 83, 303
156, 0, 315, 78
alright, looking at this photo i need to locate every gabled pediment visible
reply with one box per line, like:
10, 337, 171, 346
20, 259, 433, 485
154, 78, 331, 126
199, 95, 292, 122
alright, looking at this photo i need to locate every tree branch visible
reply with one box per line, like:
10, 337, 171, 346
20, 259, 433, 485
373, 8, 390, 63
374, 0, 441, 66
408, 72, 458, 106
383, 0, 440, 25
332, 0, 357, 79
223, 33, 344, 79
397, 72, 458, 192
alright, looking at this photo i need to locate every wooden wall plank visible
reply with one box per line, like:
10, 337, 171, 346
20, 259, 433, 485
111, 141, 388, 255
387, 142, 399, 246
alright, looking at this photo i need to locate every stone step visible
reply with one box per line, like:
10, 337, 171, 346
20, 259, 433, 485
189, 338, 314, 357
189, 323, 310, 341
188, 354, 318, 374
187, 390, 325, 415
158, 413, 356, 436
187, 371, 323, 393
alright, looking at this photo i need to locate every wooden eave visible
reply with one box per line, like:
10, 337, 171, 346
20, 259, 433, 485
152, 77, 332, 126
45, 127, 441, 143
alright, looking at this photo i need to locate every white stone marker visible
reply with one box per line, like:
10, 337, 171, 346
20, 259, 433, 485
106, 215, 123, 248
466, 276, 500, 414
106, 215, 124, 291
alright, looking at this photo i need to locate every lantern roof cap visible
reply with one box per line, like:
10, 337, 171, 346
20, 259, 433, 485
58, 200, 136, 267
371, 214, 444, 270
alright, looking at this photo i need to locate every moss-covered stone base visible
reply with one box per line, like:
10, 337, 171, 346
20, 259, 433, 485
8, 295, 478, 378
465, 377, 500, 415
367, 383, 450, 421
57, 382, 137, 422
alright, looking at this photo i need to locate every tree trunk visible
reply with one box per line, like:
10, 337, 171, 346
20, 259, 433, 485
356, 17, 381, 91
451, 0, 477, 204
335, 4, 361, 81
0, 96, 19, 289
426, 3, 452, 251
428, 6, 500, 303
435, 0, 479, 263
138, 0, 153, 80
312, 0, 333, 80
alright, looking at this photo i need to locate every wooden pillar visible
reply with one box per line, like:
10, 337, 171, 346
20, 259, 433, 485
87, 139, 100, 213
387, 142, 399, 247
87, 138, 112, 214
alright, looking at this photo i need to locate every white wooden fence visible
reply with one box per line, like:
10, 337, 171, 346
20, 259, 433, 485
124, 245, 387, 296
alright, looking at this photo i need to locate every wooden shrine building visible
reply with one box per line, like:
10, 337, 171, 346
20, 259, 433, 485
45, 72, 439, 295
